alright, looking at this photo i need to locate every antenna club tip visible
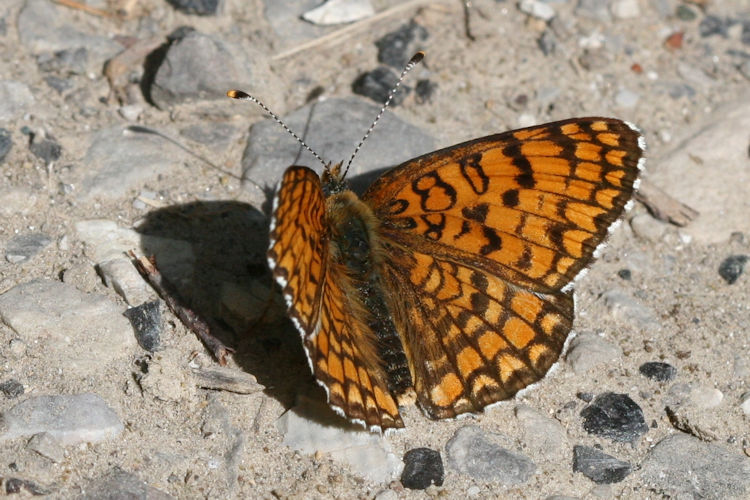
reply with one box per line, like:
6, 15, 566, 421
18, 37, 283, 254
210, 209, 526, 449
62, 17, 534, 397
411, 51, 425, 64
227, 89, 248, 99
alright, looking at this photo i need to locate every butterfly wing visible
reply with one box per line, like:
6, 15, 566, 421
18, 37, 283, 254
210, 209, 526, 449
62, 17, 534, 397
362, 118, 644, 417
268, 166, 403, 430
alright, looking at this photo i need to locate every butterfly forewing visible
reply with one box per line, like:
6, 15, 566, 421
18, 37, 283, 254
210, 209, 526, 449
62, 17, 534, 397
363, 118, 643, 293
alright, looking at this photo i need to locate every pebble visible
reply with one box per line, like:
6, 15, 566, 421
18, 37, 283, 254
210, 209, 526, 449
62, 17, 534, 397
699, 15, 730, 38
0, 379, 24, 399
565, 332, 622, 374
61, 262, 101, 293
302, 0, 374, 26
0, 80, 35, 121
375, 21, 429, 68
640, 434, 750, 498
734, 354, 749, 379
689, 385, 724, 409
29, 133, 62, 163
166, 0, 220, 16
629, 213, 666, 242
8, 338, 27, 358
124, 300, 162, 352
240, 96, 435, 198
36, 47, 88, 75
515, 404, 568, 462
639, 361, 677, 382
601, 288, 659, 328
609, 0, 639, 19
740, 392, 750, 416
0, 279, 136, 373
718, 255, 748, 284
648, 99, 750, 243
518, 0, 556, 22
580, 392, 648, 443
79, 127, 188, 201
27, 432, 65, 463
617, 268, 631, 280
574, 0, 611, 23
276, 394, 402, 483
98, 257, 154, 306
572, 445, 632, 484
414, 79, 437, 104
4, 232, 52, 263
538, 30, 557, 55
401, 448, 444, 489
80, 467, 172, 500
614, 88, 640, 108
17, 0, 120, 67
675, 5, 697, 21
352, 66, 410, 106
118, 104, 143, 121
149, 30, 276, 109
0, 393, 123, 445
445, 426, 536, 484
3, 477, 52, 495
0, 127, 11, 163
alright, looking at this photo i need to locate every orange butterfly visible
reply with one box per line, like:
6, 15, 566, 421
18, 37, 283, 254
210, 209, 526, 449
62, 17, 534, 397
232, 55, 644, 432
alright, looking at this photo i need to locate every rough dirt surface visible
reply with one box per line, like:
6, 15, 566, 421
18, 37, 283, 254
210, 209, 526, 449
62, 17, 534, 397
0, 0, 749, 498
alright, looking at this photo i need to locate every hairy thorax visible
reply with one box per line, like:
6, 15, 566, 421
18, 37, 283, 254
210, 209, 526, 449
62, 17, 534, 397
325, 191, 414, 396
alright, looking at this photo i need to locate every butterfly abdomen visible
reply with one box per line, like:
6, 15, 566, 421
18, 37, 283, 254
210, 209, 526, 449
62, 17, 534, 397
326, 191, 414, 397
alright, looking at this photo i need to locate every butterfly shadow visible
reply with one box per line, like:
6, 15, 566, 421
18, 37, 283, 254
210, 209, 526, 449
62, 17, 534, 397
134, 199, 314, 412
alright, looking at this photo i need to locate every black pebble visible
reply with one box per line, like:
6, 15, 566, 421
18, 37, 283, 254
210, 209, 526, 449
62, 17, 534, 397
166, 0, 219, 16
29, 134, 62, 163
718, 255, 748, 284
352, 66, 410, 106
617, 268, 632, 280
124, 300, 163, 352
580, 392, 648, 443
375, 21, 429, 69
639, 361, 677, 382
415, 79, 437, 104
401, 447, 444, 489
0, 128, 12, 164
573, 445, 632, 484
0, 379, 24, 399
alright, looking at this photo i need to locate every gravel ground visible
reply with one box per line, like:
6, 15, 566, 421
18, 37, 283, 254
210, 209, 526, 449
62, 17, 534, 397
1, 0, 749, 498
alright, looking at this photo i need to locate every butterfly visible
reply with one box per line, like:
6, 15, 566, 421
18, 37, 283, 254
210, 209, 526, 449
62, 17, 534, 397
264, 116, 644, 432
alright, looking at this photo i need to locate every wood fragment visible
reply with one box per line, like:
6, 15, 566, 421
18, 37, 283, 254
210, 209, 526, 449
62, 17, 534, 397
130, 252, 234, 365
635, 179, 699, 227
192, 366, 264, 394
53, 0, 113, 17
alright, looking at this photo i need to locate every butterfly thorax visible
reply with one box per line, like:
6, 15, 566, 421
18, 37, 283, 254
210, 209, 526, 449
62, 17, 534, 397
325, 190, 414, 396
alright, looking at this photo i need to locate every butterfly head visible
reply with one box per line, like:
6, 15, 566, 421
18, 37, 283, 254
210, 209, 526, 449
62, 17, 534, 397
321, 161, 348, 196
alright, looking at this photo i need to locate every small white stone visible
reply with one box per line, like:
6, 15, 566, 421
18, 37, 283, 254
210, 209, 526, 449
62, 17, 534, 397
740, 392, 750, 415
9, 338, 27, 357
610, 0, 640, 19
690, 386, 724, 409
118, 105, 142, 121
615, 88, 640, 108
518, 0, 556, 21
517, 113, 537, 128
630, 213, 666, 242
302, 0, 374, 25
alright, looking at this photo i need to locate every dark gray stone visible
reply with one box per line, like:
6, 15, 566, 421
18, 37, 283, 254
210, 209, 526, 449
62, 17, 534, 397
414, 79, 437, 104
718, 255, 747, 284
573, 445, 632, 484
123, 300, 162, 352
240, 96, 435, 193
148, 30, 261, 108
44, 75, 73, 94
538, 29, 556, 56
580, 393, 648, 443
4, 477, 52, 495
0, 379, 24, 398
29, 134, 62, 163
352, 66, 410, 106
4, 232, 52, 263
699, 15, 731, 38
641, 434, 750, 499
639, 361, 677, 382
446, 426, 536, 484
167, 0, 220, 15
401, 447, 444, 489
375, 21, 429, 68
0, 128, 11, 163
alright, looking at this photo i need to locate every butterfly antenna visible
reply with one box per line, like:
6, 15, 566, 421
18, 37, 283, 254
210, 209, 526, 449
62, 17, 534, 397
341, 51, 425, 179
226, 89, 327, 170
